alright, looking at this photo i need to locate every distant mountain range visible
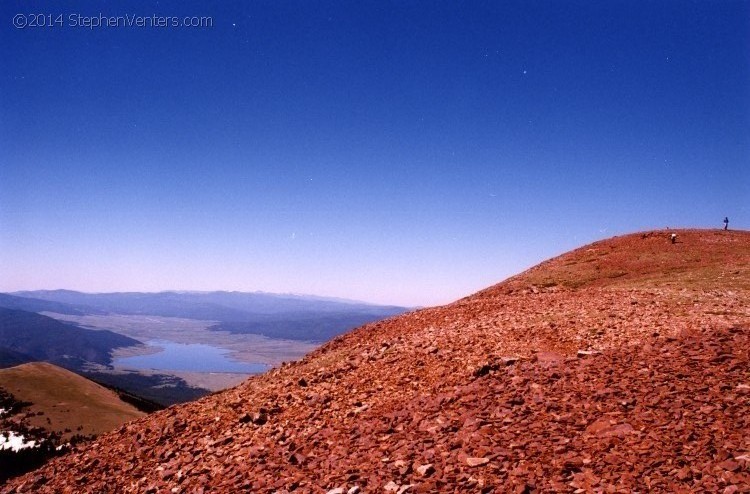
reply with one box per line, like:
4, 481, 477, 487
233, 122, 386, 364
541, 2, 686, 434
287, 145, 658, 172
7, 290, 410, 342
11, 289, 407, 317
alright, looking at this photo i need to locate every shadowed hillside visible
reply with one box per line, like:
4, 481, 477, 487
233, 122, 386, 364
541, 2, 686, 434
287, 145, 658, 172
4, 229, 749, 493
0, 294, 85, 316
0, 309, 139, 369
9, 291, 409, 343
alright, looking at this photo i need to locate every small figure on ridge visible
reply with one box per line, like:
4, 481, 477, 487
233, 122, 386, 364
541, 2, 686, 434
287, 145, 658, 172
670, 233, 677, 244
724, 217, 729, 230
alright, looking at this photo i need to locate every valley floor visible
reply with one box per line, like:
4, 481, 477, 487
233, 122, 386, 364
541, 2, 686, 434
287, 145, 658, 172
43, 312, 319, 392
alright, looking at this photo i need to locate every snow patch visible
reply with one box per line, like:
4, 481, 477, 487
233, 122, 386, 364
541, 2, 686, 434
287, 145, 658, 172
0, 431, 37, 451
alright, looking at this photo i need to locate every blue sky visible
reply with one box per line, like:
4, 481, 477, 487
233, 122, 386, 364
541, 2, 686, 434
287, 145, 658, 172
1, 1, 748, 306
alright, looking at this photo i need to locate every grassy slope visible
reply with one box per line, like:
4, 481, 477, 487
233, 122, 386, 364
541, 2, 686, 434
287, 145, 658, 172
0, 362, 145, 440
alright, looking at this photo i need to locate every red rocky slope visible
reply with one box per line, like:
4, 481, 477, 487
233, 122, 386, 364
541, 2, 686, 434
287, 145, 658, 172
4, 229, 749, 493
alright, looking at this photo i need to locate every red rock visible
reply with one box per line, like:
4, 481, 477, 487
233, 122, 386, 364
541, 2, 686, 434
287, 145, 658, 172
383, 480, 400, 492
586, 420, 635, 438
466, 457, 490, 467
252, 412, 268, 425
718, 459, 740, 472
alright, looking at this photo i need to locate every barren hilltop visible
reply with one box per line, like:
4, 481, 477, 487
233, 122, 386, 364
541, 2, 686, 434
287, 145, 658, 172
4, 229, 749, 493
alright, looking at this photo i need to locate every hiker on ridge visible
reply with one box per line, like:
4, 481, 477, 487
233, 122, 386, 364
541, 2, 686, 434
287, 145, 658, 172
724, 217, 729, 230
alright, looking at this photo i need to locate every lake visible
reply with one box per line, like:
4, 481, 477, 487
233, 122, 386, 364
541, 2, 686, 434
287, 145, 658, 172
114, 340, 269, 373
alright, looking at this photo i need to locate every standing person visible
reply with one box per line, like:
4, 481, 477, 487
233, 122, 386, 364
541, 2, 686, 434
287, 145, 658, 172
670, 233, 677, 244
724, 217, 729, 230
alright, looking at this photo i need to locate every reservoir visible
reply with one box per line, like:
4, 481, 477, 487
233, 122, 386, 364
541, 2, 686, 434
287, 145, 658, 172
114, 340, 269, 373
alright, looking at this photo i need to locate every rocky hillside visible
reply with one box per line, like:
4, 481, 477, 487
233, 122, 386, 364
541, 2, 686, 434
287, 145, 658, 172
4, 229, 749, 493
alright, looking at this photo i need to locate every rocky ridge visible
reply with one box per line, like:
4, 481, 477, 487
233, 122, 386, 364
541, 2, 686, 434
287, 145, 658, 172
4, 229, 749, 493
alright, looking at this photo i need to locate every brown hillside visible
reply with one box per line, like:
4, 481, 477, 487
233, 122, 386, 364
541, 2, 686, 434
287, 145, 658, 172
494, 228, 750, 292
4, 229, 749, 493
0, 362, 145, 440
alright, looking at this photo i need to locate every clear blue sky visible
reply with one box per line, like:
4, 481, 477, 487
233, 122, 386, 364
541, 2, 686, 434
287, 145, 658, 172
1, 1, 748, 306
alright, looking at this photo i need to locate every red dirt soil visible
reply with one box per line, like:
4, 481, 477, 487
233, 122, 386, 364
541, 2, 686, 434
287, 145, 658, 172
4, 229, 749, 493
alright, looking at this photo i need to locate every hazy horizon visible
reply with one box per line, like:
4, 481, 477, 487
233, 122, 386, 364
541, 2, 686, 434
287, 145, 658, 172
8, 288, 411, 308
2, 1, 748, 307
